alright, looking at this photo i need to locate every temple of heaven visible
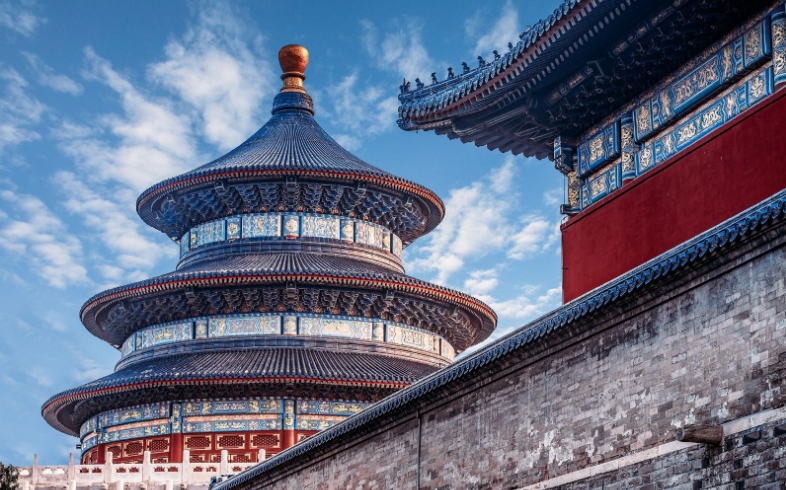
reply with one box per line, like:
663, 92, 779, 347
41, 45, 497, 465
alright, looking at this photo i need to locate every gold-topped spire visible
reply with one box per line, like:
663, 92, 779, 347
278, 44, 309, 93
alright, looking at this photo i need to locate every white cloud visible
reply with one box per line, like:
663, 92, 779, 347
61, 47, 198, 193
507, 215, 555, 260
26, 366, 52, 387
322, 72, 399, 150
467, 0, 520, 57
361, 18, 435, 81
0, 190, 87, 288
407, 157, 558, 284
463, 269, 499, 296
0, 65, 45, 155
148, 2, 274, 150
0, 0, 45, 37
22, 52, 83, 95
55, 171, 175, 282
460, 285, 563, 357
543, 187, 563, 206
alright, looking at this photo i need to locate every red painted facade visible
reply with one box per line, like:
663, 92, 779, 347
562, 88, 786, 302
80, 430, 318, 465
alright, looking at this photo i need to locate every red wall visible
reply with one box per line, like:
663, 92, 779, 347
562, 87, 786, 302
80, 430, 318, 465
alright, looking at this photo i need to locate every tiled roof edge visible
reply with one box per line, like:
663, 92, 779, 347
214, 187, 786, 490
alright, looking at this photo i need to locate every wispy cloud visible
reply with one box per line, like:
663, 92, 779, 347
148, 2, 274, 150
0, 0, 45, 38
60, 47, 198, 193
361, 18, 435, 81
407, 156, 559, 284
0, 190, 88, 288
321, 72, 399, 151
22, 52, 83, 95
466, 0, 520, 57
55, 171, 175, 284
0, 65, 45, 156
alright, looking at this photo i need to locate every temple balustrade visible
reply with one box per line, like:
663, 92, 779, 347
16, 450, 262, 490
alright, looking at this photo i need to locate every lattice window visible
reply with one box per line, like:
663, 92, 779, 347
124, 441, 144, 456
189, 454, 205, 463
185, 436, 211, 450
148, 438, 170, 453
228, 453, 251, 463
217, 435, 244, 449
250, 434, 280, 448
152, 458, 168, 464
209, 454, 221, 463
106, 445, 122, 459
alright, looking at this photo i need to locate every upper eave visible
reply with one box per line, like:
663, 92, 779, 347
396, 0, 774, 158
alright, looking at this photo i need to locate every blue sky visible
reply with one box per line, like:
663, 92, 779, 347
0, 0, 564, 464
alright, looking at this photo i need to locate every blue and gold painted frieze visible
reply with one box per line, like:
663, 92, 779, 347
180, 212, 403, 259
771, 8, 786, 85
567, 4, 783, 214
577, 121, 620, 178
120, 313, 455, 360
637, 67, 774, 175
633, 17, 771, 143
79, 396, 368, 453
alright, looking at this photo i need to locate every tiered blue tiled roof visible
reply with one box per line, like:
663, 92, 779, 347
43, 45, 498, 440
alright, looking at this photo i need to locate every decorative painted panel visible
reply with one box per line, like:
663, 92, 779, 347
183, 414, 281, 433
180, 231, 190, 257
123, 313, 452, 359
387, 324, 433, 351
80, 416, 97, 439
183, 212, 403, 257
577, 121, 620, 177
355, 220, 370, 245
182, 398, 281, 416
295, 414, 346, 431
772, 8, 786, 85
296, 399, 366, 416
581, 164, 622, 207
631, 17, 771, 144
137, 322, 192, 349
339, 219, 354, 242
282, 316, 297, 335
242, 214, 281, 238
299, 316, 372, 340
208, 315, 280, 338
620, 113, 637, 182
121, 334, 135, 356
195, 319, 208, 339
392, 234, 403, 256
301, 215, 340, 239
99, 402, 169, 428
197, 220, 225, 247
371, 322, 385, 341
645, 67, 774, 171
225, 216, 241, 240
282, 214, 300, 238
101, 419, 170, 443
441, 341, 455, 361
743, 19, 771, 69
283, 399, 295, 431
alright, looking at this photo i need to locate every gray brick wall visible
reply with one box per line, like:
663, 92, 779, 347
240, 228, 786, 489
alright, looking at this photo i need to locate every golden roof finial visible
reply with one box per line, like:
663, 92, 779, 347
278, 44, 309, 94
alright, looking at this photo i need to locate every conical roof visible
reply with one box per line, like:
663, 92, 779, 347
136, 57, 444, 243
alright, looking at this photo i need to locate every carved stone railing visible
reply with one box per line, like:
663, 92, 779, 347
15, 450, 264, 490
